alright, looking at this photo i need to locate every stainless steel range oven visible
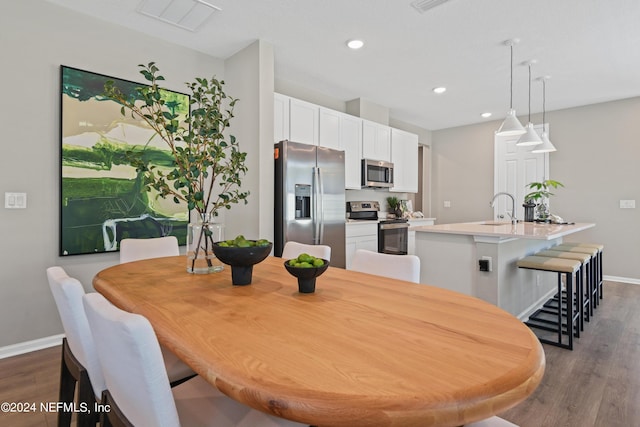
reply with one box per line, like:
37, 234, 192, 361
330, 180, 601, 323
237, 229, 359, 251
378, 219, 409, 255
346, 201, 409, 255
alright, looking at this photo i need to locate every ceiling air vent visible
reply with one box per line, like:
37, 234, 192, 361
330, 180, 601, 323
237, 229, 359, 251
137, 0, 221, 32
410, 0, 453, 13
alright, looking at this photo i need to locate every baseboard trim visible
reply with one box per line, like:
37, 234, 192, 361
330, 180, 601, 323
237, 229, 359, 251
517, 288, 558, 321
604, 275, 640, 285
0, 334, 64, 360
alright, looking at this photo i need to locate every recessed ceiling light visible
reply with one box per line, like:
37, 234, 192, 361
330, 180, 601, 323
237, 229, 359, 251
481, 112, 492, 118
432, 87, 446, 94
347, 39, 364, 50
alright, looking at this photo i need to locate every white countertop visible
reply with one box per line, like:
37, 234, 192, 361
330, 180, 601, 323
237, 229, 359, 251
413, 221, 595, 240
346, 217, 436, 225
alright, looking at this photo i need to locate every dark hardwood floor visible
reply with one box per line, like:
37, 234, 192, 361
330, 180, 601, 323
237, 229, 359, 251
0, 345, 60, 426
0, 280, 638, 427
501, 280, 640, 427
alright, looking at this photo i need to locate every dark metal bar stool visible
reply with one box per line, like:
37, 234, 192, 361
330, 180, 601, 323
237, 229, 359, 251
535, 249, 592, 327
555, 243, 604, 304
517, 255, 582, 350
553, 244, 601, 310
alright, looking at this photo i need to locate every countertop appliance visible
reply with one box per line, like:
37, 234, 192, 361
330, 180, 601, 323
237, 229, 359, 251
361, 159, 394, 188
274, 140, 346, 268
347, 201, 409, 255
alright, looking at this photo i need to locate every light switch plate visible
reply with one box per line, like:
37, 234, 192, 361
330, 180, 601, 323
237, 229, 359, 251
5, 192, 27, 209
620, 199, 636, 209
444, 200, 451, 208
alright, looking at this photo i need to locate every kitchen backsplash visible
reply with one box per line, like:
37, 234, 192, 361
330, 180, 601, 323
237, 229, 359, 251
346, 189, 414, 216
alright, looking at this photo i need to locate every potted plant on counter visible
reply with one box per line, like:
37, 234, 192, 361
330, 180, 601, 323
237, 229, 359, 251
387, 196, 403, 218
104, 62, 249, 274
524, 179, 564, 221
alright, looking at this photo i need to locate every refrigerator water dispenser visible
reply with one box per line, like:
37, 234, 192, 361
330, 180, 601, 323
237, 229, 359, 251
294, 184, 311, 219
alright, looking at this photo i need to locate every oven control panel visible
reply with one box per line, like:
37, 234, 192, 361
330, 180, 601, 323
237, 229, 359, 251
347, 201, 380, 213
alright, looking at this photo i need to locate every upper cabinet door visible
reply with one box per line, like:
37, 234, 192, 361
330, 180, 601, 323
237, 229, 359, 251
340, 113, 363, 189
319, 108, 341, 150
390, 128, 419, 193
274, 93, 290, 143
289, 98, 319, 146
320, 108, 362, 189
362, 120, 391, 162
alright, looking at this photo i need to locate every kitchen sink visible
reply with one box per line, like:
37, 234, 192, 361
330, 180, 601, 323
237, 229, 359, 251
478, 221, 514, 226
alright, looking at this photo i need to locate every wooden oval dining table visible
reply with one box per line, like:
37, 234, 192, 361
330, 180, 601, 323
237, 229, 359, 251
93, 255, 545, 427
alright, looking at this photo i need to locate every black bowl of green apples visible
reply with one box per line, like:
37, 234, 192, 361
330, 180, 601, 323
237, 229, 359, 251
284, 254, 330, 293
212, 235, 272, 285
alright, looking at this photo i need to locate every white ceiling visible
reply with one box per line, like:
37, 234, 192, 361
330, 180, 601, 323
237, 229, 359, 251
46, 0, 640, 130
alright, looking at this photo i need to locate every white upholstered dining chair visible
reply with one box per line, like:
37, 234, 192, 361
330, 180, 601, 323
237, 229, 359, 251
47, 266, 195, 427
118, 236, 197, 385
82, 292, 307, 427
119, 236, 180, 263
350, 249, 421, 283
47, 266, 106, 427
281, 241, 331, 261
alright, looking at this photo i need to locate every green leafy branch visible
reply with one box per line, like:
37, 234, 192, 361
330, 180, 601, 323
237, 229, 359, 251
103, 62, 249, 217
524, 179, 564, 203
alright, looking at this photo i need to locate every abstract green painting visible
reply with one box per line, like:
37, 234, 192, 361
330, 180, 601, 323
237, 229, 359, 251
60, 66, 189, 256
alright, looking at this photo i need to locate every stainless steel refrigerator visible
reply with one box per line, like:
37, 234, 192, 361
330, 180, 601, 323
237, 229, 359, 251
274, 140, 346, 268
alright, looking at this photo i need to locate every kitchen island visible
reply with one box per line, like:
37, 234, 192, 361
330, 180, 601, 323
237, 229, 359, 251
413, 221, 595, 318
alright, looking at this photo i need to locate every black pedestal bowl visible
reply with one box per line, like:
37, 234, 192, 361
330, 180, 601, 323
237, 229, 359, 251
212, 242, 272, 285
284, 259, 330, 293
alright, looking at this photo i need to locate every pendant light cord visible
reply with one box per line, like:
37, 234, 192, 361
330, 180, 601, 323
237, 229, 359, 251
527, 63, 532, 122
509, 44, 514, 109
542, 79, 546, 127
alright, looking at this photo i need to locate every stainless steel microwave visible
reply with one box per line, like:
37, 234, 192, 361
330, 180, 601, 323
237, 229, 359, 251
361, 159, 394, 188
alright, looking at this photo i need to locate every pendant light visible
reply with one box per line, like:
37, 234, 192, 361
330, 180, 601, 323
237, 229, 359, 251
516, 60, 543, 146
496, 39, 526, 136
532, 76, 557, 153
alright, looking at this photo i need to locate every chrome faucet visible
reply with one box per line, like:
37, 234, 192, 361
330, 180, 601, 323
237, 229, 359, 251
490, 192, 517, 225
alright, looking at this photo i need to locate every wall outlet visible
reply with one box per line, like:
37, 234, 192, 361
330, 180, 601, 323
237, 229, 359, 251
620, 199, 636, 209
479, 256, 492, 272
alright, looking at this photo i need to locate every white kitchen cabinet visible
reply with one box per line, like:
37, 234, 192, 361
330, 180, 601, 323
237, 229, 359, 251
289, 98, 319, 146
274, 93, 290, 143
340, 113, 363, 189
362, 119, 391, 162
278, 94, 426, 192
345, 222, 378, 269
319, 107, 341, 150
390, 128, 419, 193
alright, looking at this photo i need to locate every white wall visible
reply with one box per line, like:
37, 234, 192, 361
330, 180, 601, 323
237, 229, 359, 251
275, 79, 347, 113
432, 97, 640, 281
0, 1, 224, 347
224, 41, 275, 241
431, 121, 497, 223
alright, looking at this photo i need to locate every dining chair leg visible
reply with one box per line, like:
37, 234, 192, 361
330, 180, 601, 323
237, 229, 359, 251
59, 337, 99, 427
100, 389, 133, 427
58, 339, 75, 427
169, 373, 198, 388
77, 369, 98, 427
